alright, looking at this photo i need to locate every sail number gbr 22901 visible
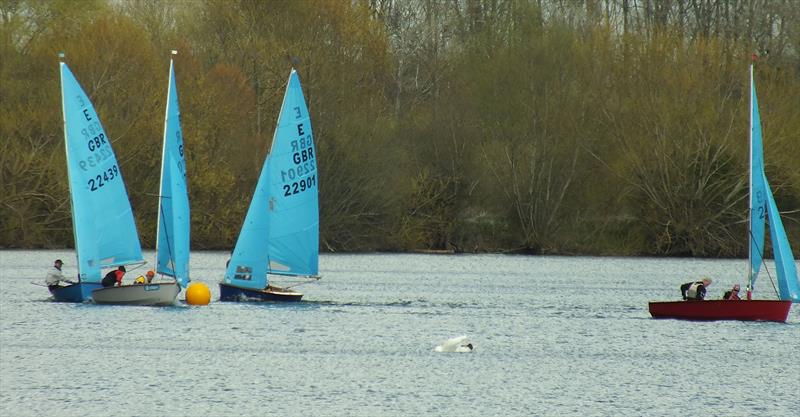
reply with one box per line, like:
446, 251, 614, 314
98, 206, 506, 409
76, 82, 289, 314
280, 106, 316, 197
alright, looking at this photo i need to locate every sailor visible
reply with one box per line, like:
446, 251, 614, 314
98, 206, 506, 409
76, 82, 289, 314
101, 266, 126, 288
723, 283, 741, 301
45, 259, 70, 290
680, 278, 712, 300
145, 270, 155, 283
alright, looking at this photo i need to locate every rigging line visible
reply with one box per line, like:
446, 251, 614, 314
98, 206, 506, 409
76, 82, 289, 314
749, 229, 780, 297
284, 277, 321, 290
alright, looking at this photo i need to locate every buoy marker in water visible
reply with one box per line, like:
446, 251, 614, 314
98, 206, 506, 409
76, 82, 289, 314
186, 282, 211, 305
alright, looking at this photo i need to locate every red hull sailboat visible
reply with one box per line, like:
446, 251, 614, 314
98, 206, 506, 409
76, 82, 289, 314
649, 300, 791, 322
648, 64, 799, 323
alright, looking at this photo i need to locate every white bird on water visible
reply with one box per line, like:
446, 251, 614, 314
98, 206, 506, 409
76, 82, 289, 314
434, 335, 474, 353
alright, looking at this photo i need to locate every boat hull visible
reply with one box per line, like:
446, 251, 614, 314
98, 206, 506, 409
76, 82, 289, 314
92, 282, 180, 306
648, 300, 791, 322
219, 282, 303, 302
49, 282, 103, 303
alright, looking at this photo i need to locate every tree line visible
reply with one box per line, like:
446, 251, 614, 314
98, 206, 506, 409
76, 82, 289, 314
1, 0, 798, 257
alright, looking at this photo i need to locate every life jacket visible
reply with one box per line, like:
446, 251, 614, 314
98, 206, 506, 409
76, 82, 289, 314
115, 270, 124, 284
686, 282, 704, 299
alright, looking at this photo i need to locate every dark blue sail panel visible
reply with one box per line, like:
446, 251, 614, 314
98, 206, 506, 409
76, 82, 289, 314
224, 69, 319, 290
60, 63, 143, 282
156, 58, 190, 288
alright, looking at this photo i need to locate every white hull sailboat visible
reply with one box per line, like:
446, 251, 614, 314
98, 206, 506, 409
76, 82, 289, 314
220, 68, 320, 302
92, 282, 180, 306
92, 51, 191, 306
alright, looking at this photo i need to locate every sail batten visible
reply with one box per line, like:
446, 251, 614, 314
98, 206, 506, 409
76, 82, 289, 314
60, 62, 143, 282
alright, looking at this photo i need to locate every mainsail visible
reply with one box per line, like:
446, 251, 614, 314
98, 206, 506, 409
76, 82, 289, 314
224, 69, 319, 290
60, 62, 143, 282
155, 55, 190, 288
747, 64, 799, 302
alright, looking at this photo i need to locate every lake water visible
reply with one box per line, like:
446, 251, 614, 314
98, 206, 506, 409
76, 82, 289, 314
1, 251, 798, 416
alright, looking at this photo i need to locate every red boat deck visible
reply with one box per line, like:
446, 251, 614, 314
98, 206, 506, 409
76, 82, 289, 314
648, 300, 792, 322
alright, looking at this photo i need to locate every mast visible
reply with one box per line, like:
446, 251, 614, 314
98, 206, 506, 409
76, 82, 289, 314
155, 50, 178, 279
59, 52, 81, 280
747, 63, 754, 300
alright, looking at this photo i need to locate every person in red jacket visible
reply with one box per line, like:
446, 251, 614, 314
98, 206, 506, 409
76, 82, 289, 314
723, 284, 741, 300
101, 266, 126, 287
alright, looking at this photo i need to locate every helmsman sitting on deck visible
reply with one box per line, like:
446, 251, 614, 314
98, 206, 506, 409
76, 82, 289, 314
680, 278, 712, 301
45, 259, 72, 290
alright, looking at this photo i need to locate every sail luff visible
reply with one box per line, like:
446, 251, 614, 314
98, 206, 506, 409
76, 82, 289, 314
154, 58, 171, 280
60, 60, 87, 281
748, 64, 753, 290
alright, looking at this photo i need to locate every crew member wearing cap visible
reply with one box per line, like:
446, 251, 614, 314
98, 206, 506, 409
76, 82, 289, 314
723, 283, 741, 300
101, 266, 126, 288
680, 277, 712, 300
145, 270, 155, 283
45, 259, 70, 290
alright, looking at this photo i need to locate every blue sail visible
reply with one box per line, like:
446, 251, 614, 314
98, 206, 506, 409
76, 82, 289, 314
224, 69, 319, 289
763, 177, 800, 302
224, 157, 273, 290
60, 62, 143, 282
156, 57, 190, 288
264, 69, 319, 277
747, 66, 767, 291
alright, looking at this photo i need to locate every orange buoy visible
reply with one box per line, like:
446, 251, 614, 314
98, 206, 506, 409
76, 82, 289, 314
186, 282, 211, 305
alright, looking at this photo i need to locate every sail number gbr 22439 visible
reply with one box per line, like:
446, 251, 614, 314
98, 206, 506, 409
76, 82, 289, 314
88, 164, 120, 192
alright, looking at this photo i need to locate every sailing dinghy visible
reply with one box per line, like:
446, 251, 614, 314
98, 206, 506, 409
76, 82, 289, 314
48, 56, 145, 302
92, 52, 189, 306
220, 69, 319, 302
649, 65, 798, 322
